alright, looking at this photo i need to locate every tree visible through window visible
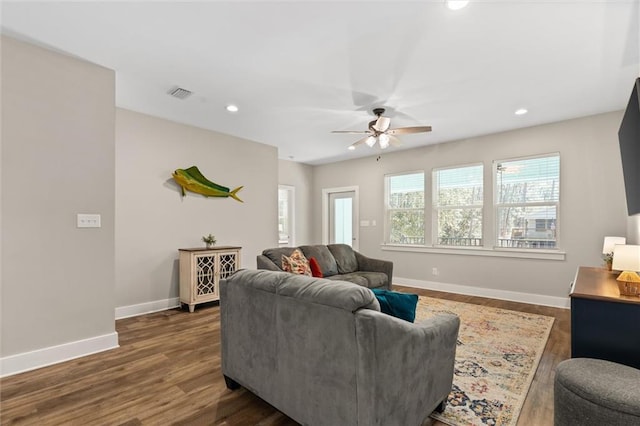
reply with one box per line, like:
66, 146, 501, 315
433, 164, 483, 246
385, 172, 425, 245
495, 154, 560, 249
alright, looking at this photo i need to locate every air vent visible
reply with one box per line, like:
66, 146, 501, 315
168, 87, 193, 100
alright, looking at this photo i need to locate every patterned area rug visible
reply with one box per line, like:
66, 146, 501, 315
415, 297, 554, 426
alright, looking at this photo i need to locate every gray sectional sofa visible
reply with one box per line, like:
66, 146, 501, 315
257, 244, 393, 290
220, 269, 460, 426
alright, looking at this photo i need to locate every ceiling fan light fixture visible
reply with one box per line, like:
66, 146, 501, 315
378, 134, 390, 149
447, 0, 469, 10
365, 136, 377, 147
332, 107, 431, 151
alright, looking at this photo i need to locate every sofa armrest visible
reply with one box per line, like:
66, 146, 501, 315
355, 251, 393, 289
354, 310, 460, 426
257, 254, 282, 271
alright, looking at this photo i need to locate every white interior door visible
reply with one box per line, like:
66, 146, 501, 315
323, 187, 358, 250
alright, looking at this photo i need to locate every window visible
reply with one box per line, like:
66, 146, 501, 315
433, 164, 483, 246
278, 185, 295, 246
495, 154, 559, 249
385, 172, 425, 245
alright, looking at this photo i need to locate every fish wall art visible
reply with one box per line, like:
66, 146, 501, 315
172, 166, 243, 202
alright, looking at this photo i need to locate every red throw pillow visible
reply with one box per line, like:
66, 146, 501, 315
309, 257, 323, 278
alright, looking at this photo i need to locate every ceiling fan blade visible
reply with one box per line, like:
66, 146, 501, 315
349, 136, 372, 149
389, 135, 402, 147
388, 126, 432, 135
373, 116, 391, 132
331, 130, 371, 134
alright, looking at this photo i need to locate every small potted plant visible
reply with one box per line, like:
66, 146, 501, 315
202, 234, 217, 249
603, 252, 614, 271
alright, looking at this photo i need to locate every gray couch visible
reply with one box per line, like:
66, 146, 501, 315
257, 244, 392, 290
220, 269, 460, 426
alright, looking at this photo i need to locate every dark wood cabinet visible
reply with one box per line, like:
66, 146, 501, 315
569, 266, 640, 369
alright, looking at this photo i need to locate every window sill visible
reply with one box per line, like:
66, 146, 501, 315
380, 244, 566, 261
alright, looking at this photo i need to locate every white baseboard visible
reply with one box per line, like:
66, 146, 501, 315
395, 276, 571, 309
0, 332, 119, 378
115, 297, 181, 319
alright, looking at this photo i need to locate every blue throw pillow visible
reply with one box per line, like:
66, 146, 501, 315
371, 289, 419, 323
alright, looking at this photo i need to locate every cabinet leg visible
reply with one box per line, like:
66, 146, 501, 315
189, 304, 195, 313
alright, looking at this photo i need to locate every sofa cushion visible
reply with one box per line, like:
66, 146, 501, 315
299, 245, 339, 277
277, 273, 380, 312
355, 271, 388, 289
224, 269, 283, 294
262, 247, 297, 270
328, 244, 358, 274
308, 257, 323, 278
325, 273, 368, 288
281, 249, 311, 276
371, 289, 419, 323
325, 272, 388, 289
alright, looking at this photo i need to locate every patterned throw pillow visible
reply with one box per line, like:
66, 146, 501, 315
281, 249, 312, 276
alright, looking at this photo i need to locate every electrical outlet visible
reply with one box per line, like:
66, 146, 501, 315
432, 267, 439, 276
77, 213, 101, 228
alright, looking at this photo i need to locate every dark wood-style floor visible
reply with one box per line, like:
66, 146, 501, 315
0, 286, 570, 426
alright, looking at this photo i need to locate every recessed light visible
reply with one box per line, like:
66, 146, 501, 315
515, 108, 528, 116
226, 104, 239, 113
447, 0, 469, 10
348, 146, 356, 151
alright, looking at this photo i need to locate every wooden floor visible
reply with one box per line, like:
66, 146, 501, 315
0, 287, 570, 426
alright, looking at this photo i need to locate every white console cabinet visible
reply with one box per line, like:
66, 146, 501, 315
178, 246, 241, 312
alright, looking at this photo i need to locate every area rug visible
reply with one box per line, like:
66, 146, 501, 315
415, 297, 554, 426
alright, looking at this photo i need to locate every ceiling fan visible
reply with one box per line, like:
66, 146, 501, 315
331, 108, 432, 150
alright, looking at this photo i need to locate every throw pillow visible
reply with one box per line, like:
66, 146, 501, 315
281, 249, 312, 276
371, 289, 419, 323
308, 257, 323, 278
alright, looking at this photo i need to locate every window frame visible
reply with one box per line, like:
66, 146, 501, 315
278, 185, 295, 247
493, 152, 560, 250
384, 170, 426, 246
432, 163, 484, 247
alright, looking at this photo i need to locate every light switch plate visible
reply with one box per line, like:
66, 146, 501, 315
77, 214, 101, 228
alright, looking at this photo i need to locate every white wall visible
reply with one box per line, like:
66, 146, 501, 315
1, 36, 117, 368
628, 215, 640, 245
312, 111, 628, 301
115, 109, 278, 309
278, 159, 314, 246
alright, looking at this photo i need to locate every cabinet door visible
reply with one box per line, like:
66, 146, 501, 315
217, 251, 239, 282
194, 253, 217, 300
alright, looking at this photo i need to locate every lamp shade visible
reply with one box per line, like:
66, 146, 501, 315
612, 244, 640, 272
603, 236, 626, 254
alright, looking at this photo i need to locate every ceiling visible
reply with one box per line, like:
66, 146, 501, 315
2, 1, 639, 165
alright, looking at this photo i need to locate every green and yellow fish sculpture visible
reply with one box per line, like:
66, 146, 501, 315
172, 166, 243, 203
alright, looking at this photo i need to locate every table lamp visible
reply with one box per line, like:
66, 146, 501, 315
611, 244, 640, 296
602, 236, 626, 270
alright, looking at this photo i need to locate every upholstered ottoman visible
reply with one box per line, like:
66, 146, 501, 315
554, 358, 640, 426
